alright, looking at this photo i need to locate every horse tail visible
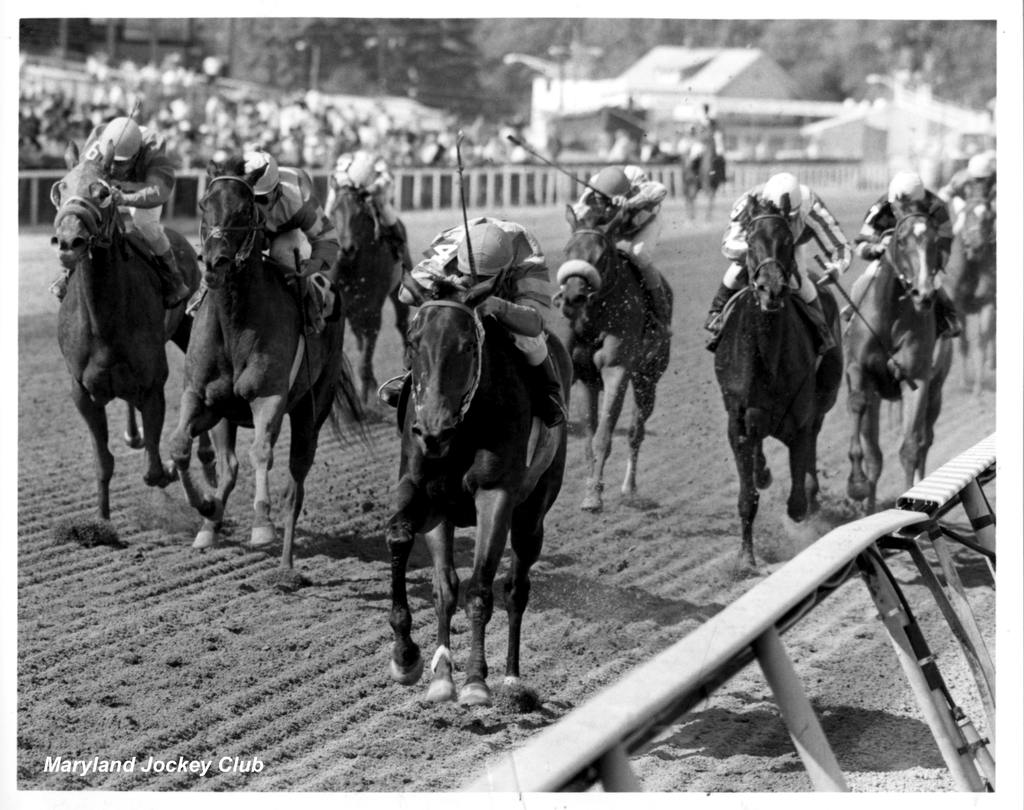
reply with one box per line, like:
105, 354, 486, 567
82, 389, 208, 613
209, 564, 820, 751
328, 353, 372, 448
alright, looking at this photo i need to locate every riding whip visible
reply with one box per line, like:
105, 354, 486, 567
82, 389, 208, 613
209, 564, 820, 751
455, 130, 478, 285
505, 134, 613, 203
814, 255, 916, 390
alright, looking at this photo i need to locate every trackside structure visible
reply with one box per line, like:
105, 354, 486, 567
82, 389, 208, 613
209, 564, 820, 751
467, 434, 996, 793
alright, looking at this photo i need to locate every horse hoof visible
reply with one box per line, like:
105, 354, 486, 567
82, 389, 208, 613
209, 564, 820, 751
459, 681, 492, 707
847, 480, 870, 501
250, 525, 277, 548
580, 495, 603, 513
426, 677, 457, 703
389, 656, 424, 686
124, 432, 144, 450
193, 528, 218, 549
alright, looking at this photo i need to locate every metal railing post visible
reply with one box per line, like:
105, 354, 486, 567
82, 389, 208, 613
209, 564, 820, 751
753, 628, 848, 791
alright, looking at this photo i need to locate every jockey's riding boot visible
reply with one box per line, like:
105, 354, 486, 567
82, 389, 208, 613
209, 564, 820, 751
155, 249, 191, 309
704, 283, 734, 332
805, 296, 836, 355
49, 269, 71, 301
530, 354, 567, 428
378, 372, 409, 409
935, 290, 963, 338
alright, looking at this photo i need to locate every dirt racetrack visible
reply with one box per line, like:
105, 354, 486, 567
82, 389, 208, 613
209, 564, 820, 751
16, 194, 996, 794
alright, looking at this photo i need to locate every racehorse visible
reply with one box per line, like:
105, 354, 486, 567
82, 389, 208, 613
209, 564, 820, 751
328, 180, 411, 408
168, 157, 363, 571
555, 206, 672, 512
946, 197, 996, 396
845, 211, 953, 513
712, 197, 842, 566
385, 276, 570, 706
681, 124, 721, 222
52, 139, 207, 522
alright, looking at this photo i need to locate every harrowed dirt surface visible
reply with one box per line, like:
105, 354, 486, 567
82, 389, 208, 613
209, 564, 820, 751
17, 195, 995, 793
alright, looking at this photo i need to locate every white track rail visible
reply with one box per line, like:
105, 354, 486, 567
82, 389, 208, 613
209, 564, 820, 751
467, 434, 996, 792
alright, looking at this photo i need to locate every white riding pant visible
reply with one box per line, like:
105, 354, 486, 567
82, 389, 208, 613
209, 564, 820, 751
723, 260, 818, 303
268, 229, 311, 270
124, 205, 171, 255
617, 216, 663, 290
511, 331, 548, 366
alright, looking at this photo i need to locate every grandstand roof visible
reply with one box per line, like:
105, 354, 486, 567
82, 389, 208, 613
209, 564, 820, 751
617, 47, 799, 99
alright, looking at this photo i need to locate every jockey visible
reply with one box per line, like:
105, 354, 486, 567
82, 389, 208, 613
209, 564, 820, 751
327, 149, 412, 272
852, 170, 961, 338
704, 172, 850, 353
384, 217, 566, 428
248, 150, 341, 332
49, 116, 191, 308
938, 150, 996, 234
571, 165, 672, 332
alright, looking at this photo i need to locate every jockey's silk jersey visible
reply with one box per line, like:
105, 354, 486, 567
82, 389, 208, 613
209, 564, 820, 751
855, 190, 952, 262
261, 166, 340, 270
410, 217, 552, 313
82, 125, 175, 209
722, 183, 851, 273
574, 165, 668, 239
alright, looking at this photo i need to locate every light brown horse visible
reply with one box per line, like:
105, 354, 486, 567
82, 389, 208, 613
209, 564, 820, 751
946, 197, 996, 396
52, 140, 205, 523
845, 212, 954, 513
168, 158, 363, 572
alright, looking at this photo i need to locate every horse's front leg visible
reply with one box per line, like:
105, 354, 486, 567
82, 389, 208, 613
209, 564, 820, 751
386, 474, 433, 686
138, 386, 176, 488
193, 420, 238, 550
424, 522, 459, 702
248, 393, 287, 547
622, 373, 657, 497
583, 364, 629, 512
124, 403, 143, 449
845, 364, 873, 508
898, 380, 930, 490
579, 380, 600, 510
727, 413, 758, 568
785, 428, 814, 522
169, 389, 220, 519
461, 487, 514, 706
359, 327, 381, 408
280, 398, 318, 570
71, 379, 114, 521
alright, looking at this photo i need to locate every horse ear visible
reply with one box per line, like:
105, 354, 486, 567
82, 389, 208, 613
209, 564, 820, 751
565, 204, 578, 230
64, 141, 80, 169
400, 272, 427, 306
206, 159, 221, 180
101, 140, 116, 172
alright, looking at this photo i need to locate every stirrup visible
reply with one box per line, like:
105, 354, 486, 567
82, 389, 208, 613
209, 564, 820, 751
704, 311, 723, 333
49, 276, 69, 301
377, 374, 407, 408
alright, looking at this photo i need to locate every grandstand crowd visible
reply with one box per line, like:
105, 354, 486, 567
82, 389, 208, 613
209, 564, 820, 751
18, 52, 545, 172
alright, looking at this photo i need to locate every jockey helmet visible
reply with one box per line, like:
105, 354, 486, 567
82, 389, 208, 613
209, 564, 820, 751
345, 150, 378, 188
100, 117, 143, 162
457, 222, 514, 277
762, 172, 802, 216
591, 166, 631, 199
887, 171, 926, 204
967, 152, 996, 179
244, 151, 280, 197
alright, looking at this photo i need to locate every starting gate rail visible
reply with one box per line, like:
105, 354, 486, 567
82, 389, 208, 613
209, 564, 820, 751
466, 434, 996, 793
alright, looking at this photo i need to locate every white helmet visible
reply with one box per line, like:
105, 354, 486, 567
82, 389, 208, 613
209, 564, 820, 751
244, 150, 280, 197
887, 171, 925, 204
967, 152, 996, 179
762, 172, 802, 215
100, 117, 143, 162
344, 150, 378, 188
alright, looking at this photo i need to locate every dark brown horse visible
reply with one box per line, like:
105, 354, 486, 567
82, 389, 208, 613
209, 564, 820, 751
168, 157, 363, 572
386, 277, 570, 706
52, 140, 205, 522
845, 211, 953, 513
328, 181, 411, 408
946, 197, 996, 396
554, 206, 672, 512
712, 198, 842, 566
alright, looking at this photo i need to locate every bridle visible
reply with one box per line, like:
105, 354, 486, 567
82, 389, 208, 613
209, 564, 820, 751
199, 175, 265, 265
883, 212, 937, 292
409, 299, 486, 424
51, 173, 119, 251
746, 213, 796, 297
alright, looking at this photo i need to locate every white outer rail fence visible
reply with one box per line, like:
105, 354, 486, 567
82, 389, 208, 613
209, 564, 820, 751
467, 434, 997, 793
19, 159, 890, 227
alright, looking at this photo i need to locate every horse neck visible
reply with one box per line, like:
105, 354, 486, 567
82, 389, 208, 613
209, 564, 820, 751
211, 252, 283, 333
73, 235, 142, 339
